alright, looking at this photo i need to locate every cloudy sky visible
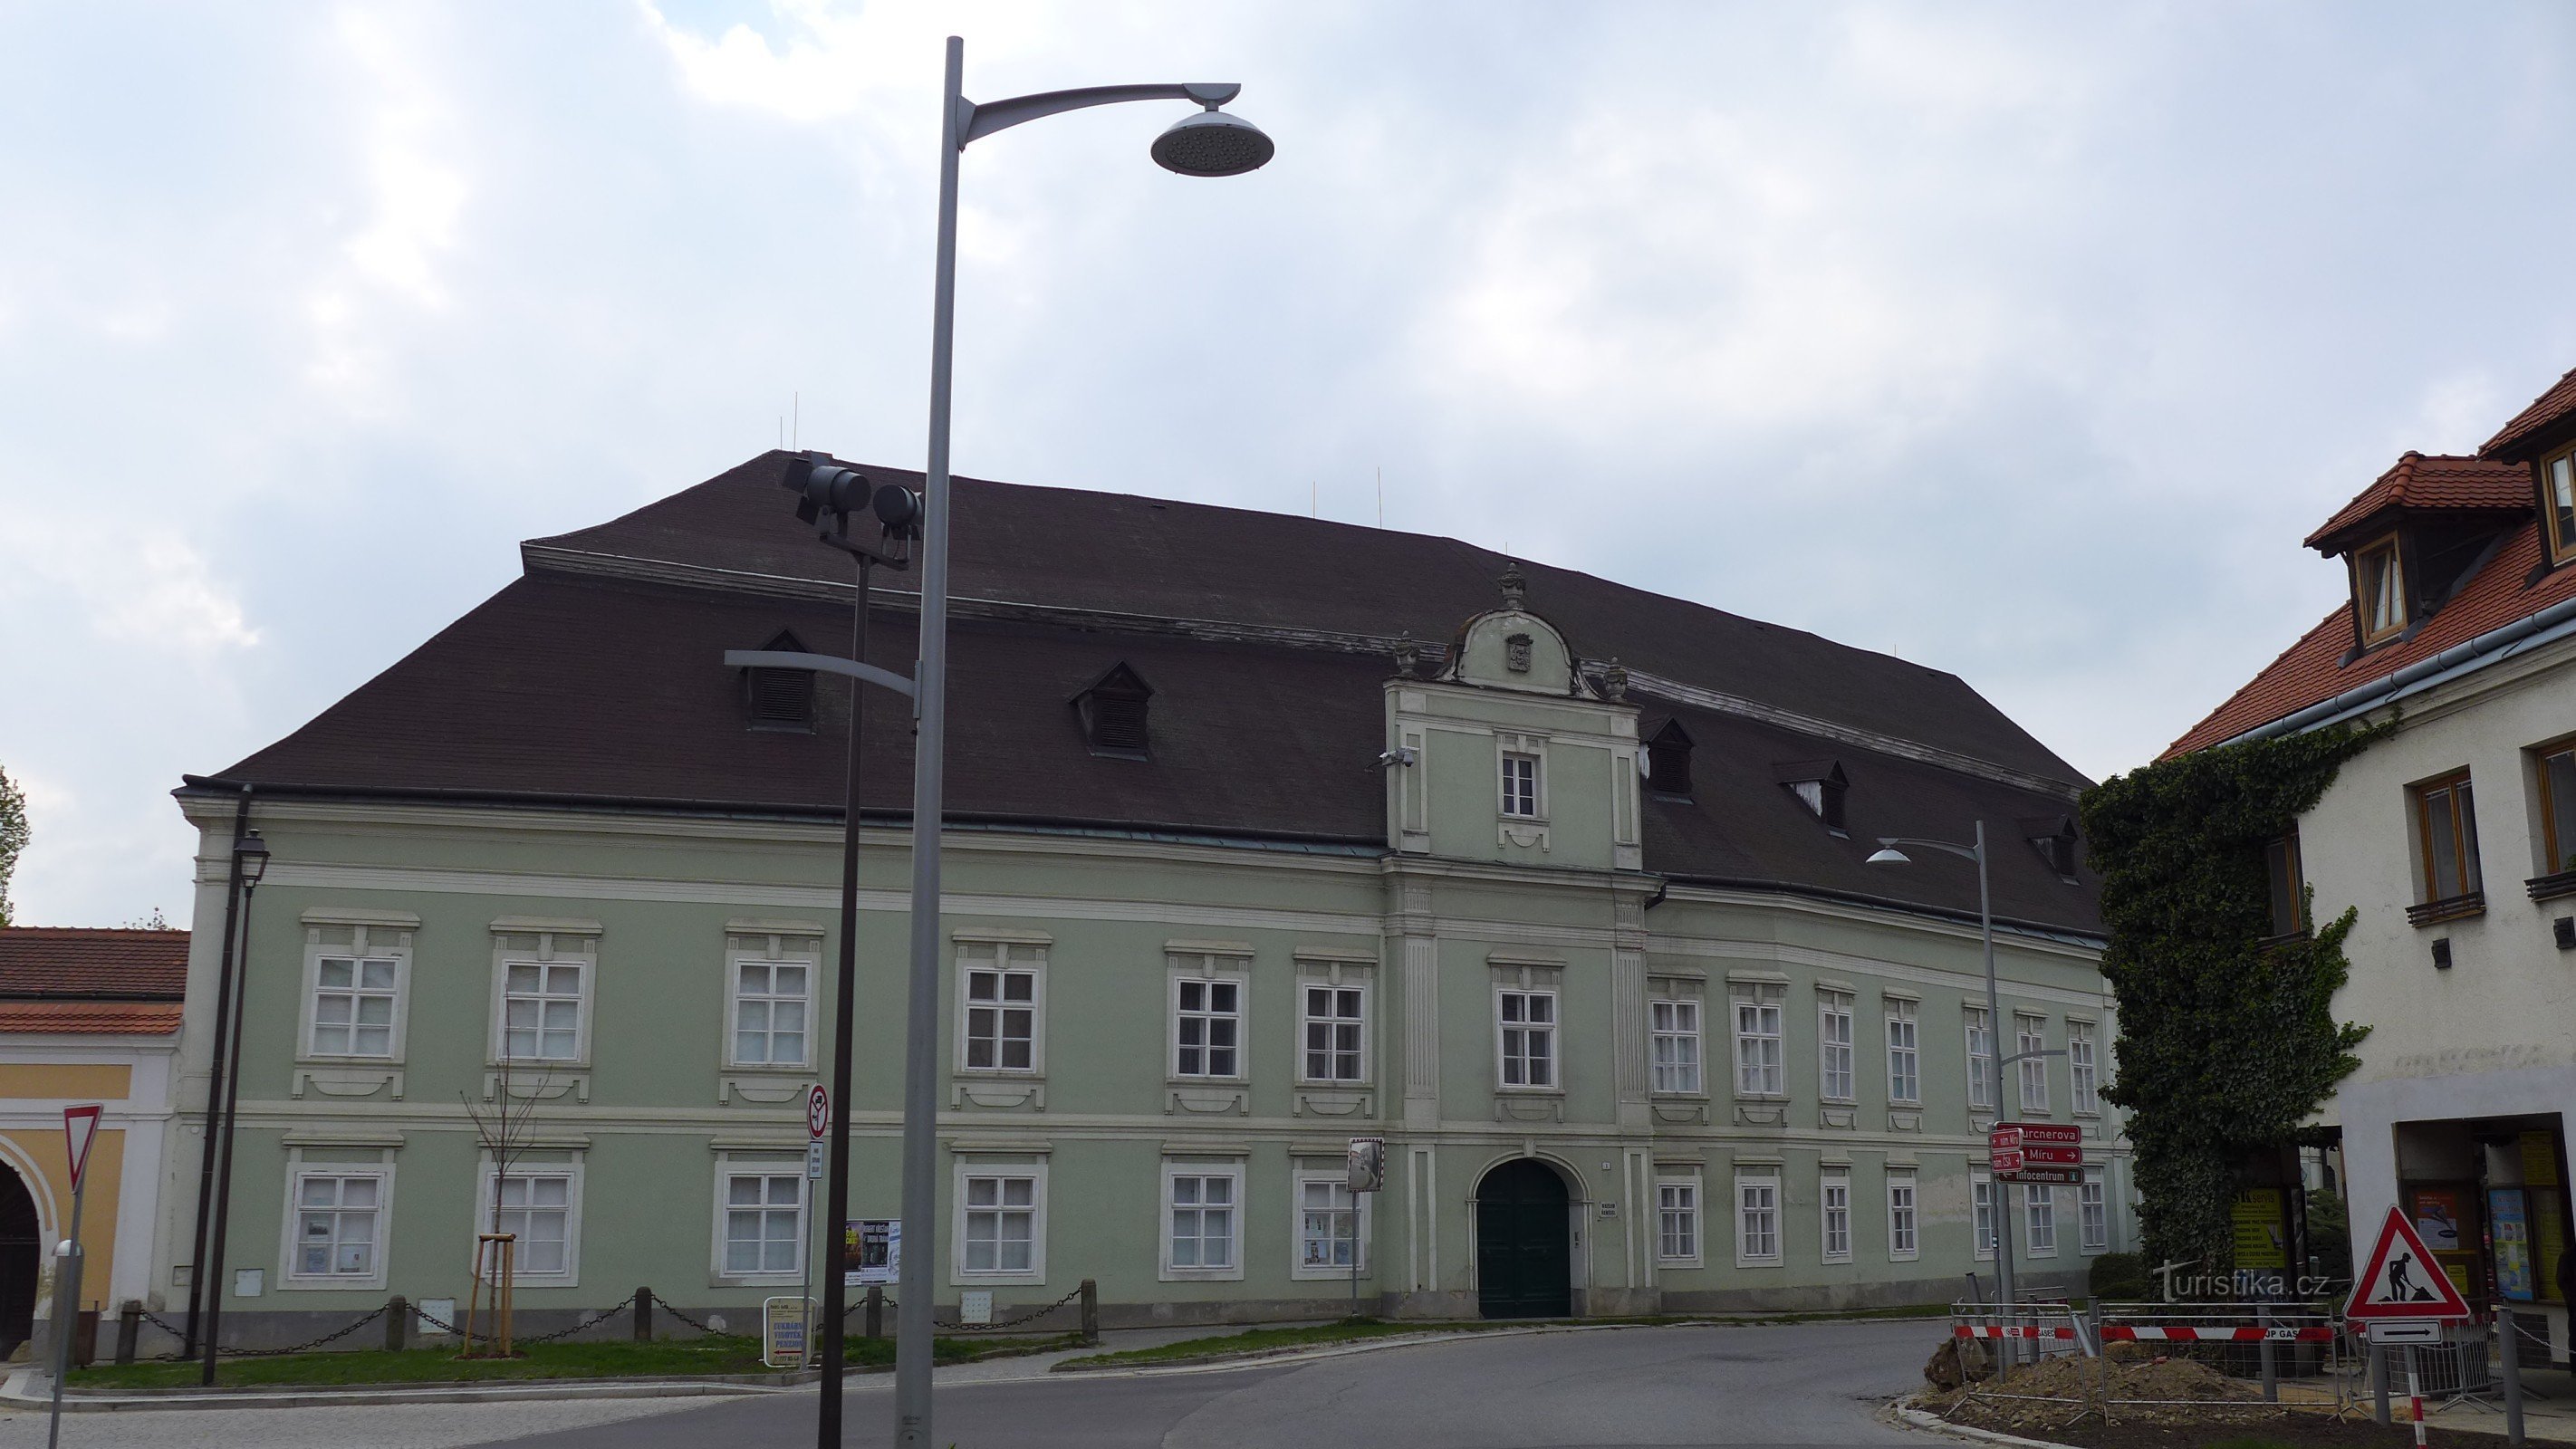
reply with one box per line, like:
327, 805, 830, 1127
5, 2, 2574, 927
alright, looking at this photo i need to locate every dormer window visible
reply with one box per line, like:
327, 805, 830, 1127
1071, 662, 1154, 758
2545, 450, 2576, 567
1644, 719, 1695, 800
2022, 816, 2081, 881
742, 629, 816, 732
2353, 534, 2407, 645
1773, 761, 1848, 834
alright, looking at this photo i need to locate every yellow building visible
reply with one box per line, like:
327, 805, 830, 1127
0, 928, 182, 1359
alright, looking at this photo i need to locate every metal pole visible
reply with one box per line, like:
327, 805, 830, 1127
2499, 1312, 2527, 1446
198, 876, 260, 1387
45, 1175, 85, 1449
1976, 822, 2020, 1361
2372, 1337, 2390, 1424
893, 34, 965, 1449
817, 552, 872, 1445
182, 794, 252, 1354
2406, 1344, 2427, 1449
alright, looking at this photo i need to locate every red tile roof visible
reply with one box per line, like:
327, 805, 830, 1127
2482, 367, 2576, 460
0, 1002, 181, 1035
2167, 521, 2576, 756
2302, 453, 2530, 552
0, 928, 188, 999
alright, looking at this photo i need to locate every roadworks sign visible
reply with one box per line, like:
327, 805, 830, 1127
2345, 1204, 2472, 1321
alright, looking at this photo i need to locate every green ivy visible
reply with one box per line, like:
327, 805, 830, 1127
2078, 725, 2378, 1279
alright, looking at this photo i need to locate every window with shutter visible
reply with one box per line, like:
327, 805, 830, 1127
741, 629, 816, 732
1644, 718, 1694, 799
1071, 662, 1155, 757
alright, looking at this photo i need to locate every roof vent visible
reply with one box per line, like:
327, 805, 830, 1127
1072, 662, 1155, 758
1773, 760, 1849, 835
743, 629, 816, 733
1644, 718, 1694, 800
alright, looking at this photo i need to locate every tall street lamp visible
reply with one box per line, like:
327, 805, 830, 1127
197, 826, 270, 1386
1865, 822, 2024, 1339
880, 37, 1274, 1449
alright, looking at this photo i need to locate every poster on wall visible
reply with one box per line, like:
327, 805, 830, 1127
2411, 1187, 2466, 1252
844, 1219, 899, 1286
2536, 1195, 2569, 1305
2231, 1189, 2288, 1271
2490, 1187, 2535, 1302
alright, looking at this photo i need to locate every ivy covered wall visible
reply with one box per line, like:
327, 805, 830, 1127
2079, 726, 2377, 1277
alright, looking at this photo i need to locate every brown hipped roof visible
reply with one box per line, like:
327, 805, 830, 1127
2302, 453, 2530, 552
0, 1002, 181, 1035
210, 455, 2107, 935
0, 927, 188, 1000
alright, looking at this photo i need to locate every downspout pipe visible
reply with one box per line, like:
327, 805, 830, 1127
2218, 594, 2576, 747
181, 786, 251, 1355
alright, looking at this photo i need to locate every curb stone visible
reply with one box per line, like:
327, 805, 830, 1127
1889, 1403, 2077, 1449
1049, 1311, 1941, 1377
0, 1376, 778, 1414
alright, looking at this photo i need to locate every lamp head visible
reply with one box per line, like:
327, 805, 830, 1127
1864, 847, 1909, 867
235, 828, 272, 888
1150, 108, 1274, 177
871, 482, 922, 539
780, 451, 868, 524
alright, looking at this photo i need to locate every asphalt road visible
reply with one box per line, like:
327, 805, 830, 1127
494, 1319, 1933, 1449
0, 1319, 1937, 1449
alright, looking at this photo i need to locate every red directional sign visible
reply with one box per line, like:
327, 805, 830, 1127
2346, 1204, 2473, 1321
1990, 1122, 2083, 1184
1991, 1148, 2025, 1175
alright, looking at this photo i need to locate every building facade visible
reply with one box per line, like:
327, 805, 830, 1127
0, 927, 184, 1359
2171, 371, 2576, 1364
154, 456, 2128, 1344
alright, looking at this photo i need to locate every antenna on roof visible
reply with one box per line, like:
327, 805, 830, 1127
1311, 481, 1317, 518
1377, 466, 1383, 529
792, 391, 800, 451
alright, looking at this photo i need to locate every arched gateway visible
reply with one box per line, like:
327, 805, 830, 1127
1475, 1157, 1572, 1319
0, 1163, 38, 1359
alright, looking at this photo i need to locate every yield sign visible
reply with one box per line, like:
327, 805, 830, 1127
62, 1105, 102, 1192
2346, 1204, 2472, 1320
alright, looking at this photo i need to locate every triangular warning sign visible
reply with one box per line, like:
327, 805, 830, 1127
62, 1104, 102, 1193
2346, 1204, 2472, 1320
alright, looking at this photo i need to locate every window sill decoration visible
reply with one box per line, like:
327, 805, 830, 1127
2080, 721, 2377, 1278
2406, 892, 2486, 927
2526, 869, 2576, 904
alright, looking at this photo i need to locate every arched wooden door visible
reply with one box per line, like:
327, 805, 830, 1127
1475, 1158, 1572, 1319
0, 1164, 40, 1359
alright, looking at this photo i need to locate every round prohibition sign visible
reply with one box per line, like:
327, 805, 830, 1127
808, 1084, 831, 1139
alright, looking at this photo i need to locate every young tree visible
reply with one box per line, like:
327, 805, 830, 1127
0, 765, 27, 929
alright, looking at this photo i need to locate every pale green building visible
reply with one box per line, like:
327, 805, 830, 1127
151, 455, 2128, 1344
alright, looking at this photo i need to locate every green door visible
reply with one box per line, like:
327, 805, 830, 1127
1476, 1158, 1572, 1318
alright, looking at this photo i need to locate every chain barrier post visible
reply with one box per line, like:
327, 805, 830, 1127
114, 1302, 139, 1366
1080, 1280, 1099, 1346
865, 1286, 883, 1340
386, 1296, 407, 1354
635, 1287, 653, 1342
2497, 1312, 2526, 1447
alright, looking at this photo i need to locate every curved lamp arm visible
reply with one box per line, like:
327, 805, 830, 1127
961, 82, 1240, 147
1875, 834, 1981, 864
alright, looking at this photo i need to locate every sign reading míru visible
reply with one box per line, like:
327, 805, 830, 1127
1989, 1121, 2083, 1185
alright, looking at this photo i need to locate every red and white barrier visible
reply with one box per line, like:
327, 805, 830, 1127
2100, 1325, 2336, 1343
1951, 1325, 2078, 1340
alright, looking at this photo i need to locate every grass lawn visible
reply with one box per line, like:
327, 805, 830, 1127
1056, 1302, 1955, 1369
70, 1331, 1079, 1392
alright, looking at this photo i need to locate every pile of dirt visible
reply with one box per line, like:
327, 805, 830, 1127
1917, 1346, 2284, 1435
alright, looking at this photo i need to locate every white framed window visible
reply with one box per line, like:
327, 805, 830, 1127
1293, 1167, 1371, 1278
1732, 985, 1783, 1097
1885, 997, 1920, 1105
1162, 1162, 1245, 1281
1300, 980, 1368, 1084
1735, 1170, 1782, 1265
2080, 1175, 2109, 1253
488, 927, 598, 1068
479, 1158, 582, 1284
1821, 1167, 1852, 1263
1649, 996, 1703, 1094
1965, 1007, 1994, 1113
1657, 1178, 1702, 1267
728, 935, 815, 1069
1496, 988, 1559, 1089
2015, 1013, 2050, 1114
958, 940, 1044, 1075
2024, 1184, 2057, 1257
1818, 991, 1855, 1102
1972, 1175, 1996, 1261
714, 1157, 805, 1285
953, 1159, 1046, 1284
2068, 1021, 2099, 1115
1887, 1169, 1919, 1261
1170, 966, 1245, 1080
285, 1167, 389, 1286
299, 920, 414, 1063
1500, 750, 1542, 818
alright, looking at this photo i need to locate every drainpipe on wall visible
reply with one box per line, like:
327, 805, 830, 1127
180, 786, 251, 1357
